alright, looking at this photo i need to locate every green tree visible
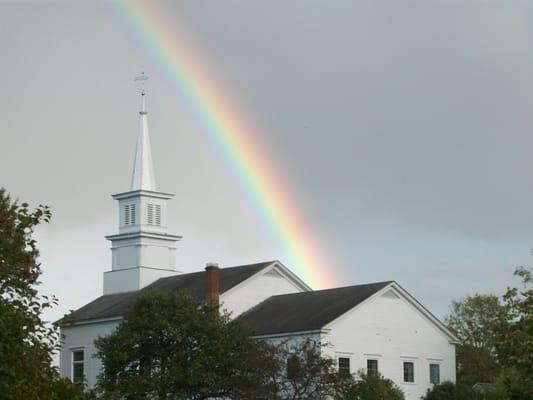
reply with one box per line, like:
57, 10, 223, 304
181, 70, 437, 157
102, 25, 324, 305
341, 371, 404, 400
422, 381, 502, 400
492, 267, 533, 399
444, 294, 507, 385
274, 339, 353, 400
95, 291, 280, 399
444, 268, 533, 398
0, 188, 87, 399
492, 367, 533, 400
493, 267, 532, 375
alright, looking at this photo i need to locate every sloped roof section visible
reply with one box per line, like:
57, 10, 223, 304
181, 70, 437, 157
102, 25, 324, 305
60, 261, 275, 325
238, 281, 393, 336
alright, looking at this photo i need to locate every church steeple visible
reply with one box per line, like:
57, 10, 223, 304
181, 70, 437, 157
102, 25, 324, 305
103, 74, 181, 295
130, 75, 156, 191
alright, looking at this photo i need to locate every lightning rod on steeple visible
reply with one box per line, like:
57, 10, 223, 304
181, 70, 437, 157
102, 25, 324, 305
130, 72, 156, 191
134, 72, 149, 114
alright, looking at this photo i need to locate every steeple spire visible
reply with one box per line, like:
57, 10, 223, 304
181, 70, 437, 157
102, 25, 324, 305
131, 72, 156, 191
105, 74, 181, 295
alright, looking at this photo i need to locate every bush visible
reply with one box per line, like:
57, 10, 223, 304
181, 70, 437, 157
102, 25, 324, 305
341, 370, 404, 400
423, 382, 473, 400
423, 381, 506, 400
492, 368, 533, 400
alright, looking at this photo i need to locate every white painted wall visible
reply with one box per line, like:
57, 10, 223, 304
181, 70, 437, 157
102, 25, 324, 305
60, 320, 120, 389
321, 287, 456, 400
117, 194, 170, 235
221, 266, 306, 317
264, 332, 321, 351
109, 236, 177, 271
103, 267, 179, 294
62, 265, 305, 389
106, 189, 179, 295
61, 269, 455, 400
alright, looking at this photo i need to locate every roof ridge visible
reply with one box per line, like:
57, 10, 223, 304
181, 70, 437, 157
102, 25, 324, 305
60, 260, 278, 325
266, 280, 394, 299
218, 260, 276, 270
153, 260, 277, 282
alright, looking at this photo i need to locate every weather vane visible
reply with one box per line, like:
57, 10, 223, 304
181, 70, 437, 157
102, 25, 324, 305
134, 72, 149, 113
134, 72, 149, 96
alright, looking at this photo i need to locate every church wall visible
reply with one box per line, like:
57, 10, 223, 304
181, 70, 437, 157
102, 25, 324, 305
264, 332, 322, 349
321, 288, 455, 400
103, 268, 141, 294
137, 266, 180, 288
110, 236, 177, 272
103, 267, 179, 294
111, 245, 140, 269
221, 267, 305, 317
60, 320, 120, 389
138, 242, 175, 270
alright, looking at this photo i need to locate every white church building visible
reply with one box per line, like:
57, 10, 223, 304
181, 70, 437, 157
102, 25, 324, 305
59, 88, 457, 400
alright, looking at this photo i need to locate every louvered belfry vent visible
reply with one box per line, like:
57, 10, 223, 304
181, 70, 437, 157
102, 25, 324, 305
146, 203, 162, 225
123, 203, 136, 226
147, 203, 154, 225
155, 205, 161, 225
130, 204, 136, 224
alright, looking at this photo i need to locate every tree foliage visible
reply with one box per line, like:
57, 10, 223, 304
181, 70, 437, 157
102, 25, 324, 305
445, 294, 506, 349
493, 267, 532, 376
341, 371, 404, 400
445, 294, 507, 385
95, 292, 355, 400
492, 367, 533, 400
445, 267, 533, 398
491, 267, 533, 399
274, 339, 353, 400
422, 382, 503, 400
95, 291, 280, 399
0, 188, 87, 399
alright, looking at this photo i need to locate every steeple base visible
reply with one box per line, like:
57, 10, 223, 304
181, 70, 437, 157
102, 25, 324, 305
103, 267, 179, 295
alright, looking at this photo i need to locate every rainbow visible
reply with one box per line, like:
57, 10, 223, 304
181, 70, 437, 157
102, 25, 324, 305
108, 1, 338, 289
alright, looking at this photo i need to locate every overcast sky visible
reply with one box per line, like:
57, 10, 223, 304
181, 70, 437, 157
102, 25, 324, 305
2, 0, 533, 323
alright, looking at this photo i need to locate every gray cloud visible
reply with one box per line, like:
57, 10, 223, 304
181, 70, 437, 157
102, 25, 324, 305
1, 0, 532, 322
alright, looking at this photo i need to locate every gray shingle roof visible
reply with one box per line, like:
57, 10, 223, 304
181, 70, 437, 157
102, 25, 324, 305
237, 281, 393, 336
60, 261, 275, 325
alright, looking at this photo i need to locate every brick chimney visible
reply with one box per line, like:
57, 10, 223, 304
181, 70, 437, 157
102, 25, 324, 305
205, 262, 220, 306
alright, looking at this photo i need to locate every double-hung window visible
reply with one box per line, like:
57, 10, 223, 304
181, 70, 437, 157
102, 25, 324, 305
287, 355, 299, 379
403, 361, 415, 383
71, 349, 85, 383
429, 363, 440, 384
338, 357, 350, 375
367, 359, 378, 375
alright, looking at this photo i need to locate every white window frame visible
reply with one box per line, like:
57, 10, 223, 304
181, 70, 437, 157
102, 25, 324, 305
338, 357, 351, 374
402, 360, 416, 385
401, 357, 417, 384
428, 360, 442, 385
366, 358, 379, 375
363, 353, 381, 375
70, 348, 85, 383
335, 352, 353, 375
